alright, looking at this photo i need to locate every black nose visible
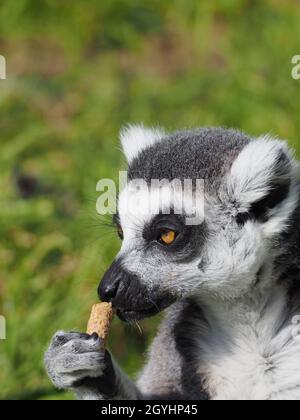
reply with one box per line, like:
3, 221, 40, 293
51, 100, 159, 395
98, 260, 123, 302
100, 278, 120, 301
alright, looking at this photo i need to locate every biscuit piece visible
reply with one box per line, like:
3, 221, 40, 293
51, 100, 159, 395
86, 302, 114, 345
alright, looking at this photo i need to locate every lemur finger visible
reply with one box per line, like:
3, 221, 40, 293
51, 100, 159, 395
63, 335, 103, 354
51, 331, 102, 352
56, 352, 105, 375
51, 331, 90, 348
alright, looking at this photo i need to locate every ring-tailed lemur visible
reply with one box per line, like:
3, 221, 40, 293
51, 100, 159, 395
45, 126, 300, 400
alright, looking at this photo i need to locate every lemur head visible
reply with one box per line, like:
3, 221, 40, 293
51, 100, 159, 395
99, 125, 299, 321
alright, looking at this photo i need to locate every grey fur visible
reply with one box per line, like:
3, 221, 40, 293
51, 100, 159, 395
45, 126, 300, 400
128, 127, 250, 184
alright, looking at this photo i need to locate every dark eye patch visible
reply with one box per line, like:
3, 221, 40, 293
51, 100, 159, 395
143, 214, 185, 243
143, 213, 207, 263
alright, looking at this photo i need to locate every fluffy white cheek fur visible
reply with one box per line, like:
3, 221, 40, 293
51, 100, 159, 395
199, 222, 267, 298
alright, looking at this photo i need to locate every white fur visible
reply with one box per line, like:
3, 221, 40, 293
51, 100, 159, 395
195, 285, 300, 400
120, 124, 166, 163
227, 136, 291, 207
198, 220, 268, 298
225, 135, 299, 238
118, 180, 205, 238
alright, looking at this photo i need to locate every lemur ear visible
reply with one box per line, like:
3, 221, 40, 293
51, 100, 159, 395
120, 124, 166, 163
226, 136, 298, 227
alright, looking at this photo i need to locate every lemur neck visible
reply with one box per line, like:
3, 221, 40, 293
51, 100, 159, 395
197, 281, 285, 323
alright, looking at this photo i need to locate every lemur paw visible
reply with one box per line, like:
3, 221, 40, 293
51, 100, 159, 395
45, 331, 105, 390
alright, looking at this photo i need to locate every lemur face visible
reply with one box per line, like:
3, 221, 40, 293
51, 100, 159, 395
99, 126, 299, 322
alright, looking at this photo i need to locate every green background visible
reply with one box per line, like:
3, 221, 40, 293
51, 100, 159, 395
0, 0, 300, 400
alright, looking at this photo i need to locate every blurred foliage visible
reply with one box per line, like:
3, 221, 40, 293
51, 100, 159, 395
0, 0, 300, 400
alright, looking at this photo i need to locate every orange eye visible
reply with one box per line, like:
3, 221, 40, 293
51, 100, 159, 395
117, 226, 124, 240
159, 230, 177, 246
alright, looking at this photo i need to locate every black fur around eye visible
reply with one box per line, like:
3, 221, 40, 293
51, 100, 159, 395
143, 214, 184, 243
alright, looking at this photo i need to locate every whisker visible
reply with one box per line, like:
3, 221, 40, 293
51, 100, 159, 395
135, 321, 143, 335
147, 296, 160, 313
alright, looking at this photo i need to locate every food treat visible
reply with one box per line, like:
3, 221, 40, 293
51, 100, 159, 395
86, 302, 114, 345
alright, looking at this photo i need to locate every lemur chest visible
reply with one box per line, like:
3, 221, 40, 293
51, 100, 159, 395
194, 296, 300, 400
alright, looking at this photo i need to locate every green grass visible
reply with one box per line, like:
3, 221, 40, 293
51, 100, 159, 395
0, 0, 300, 400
